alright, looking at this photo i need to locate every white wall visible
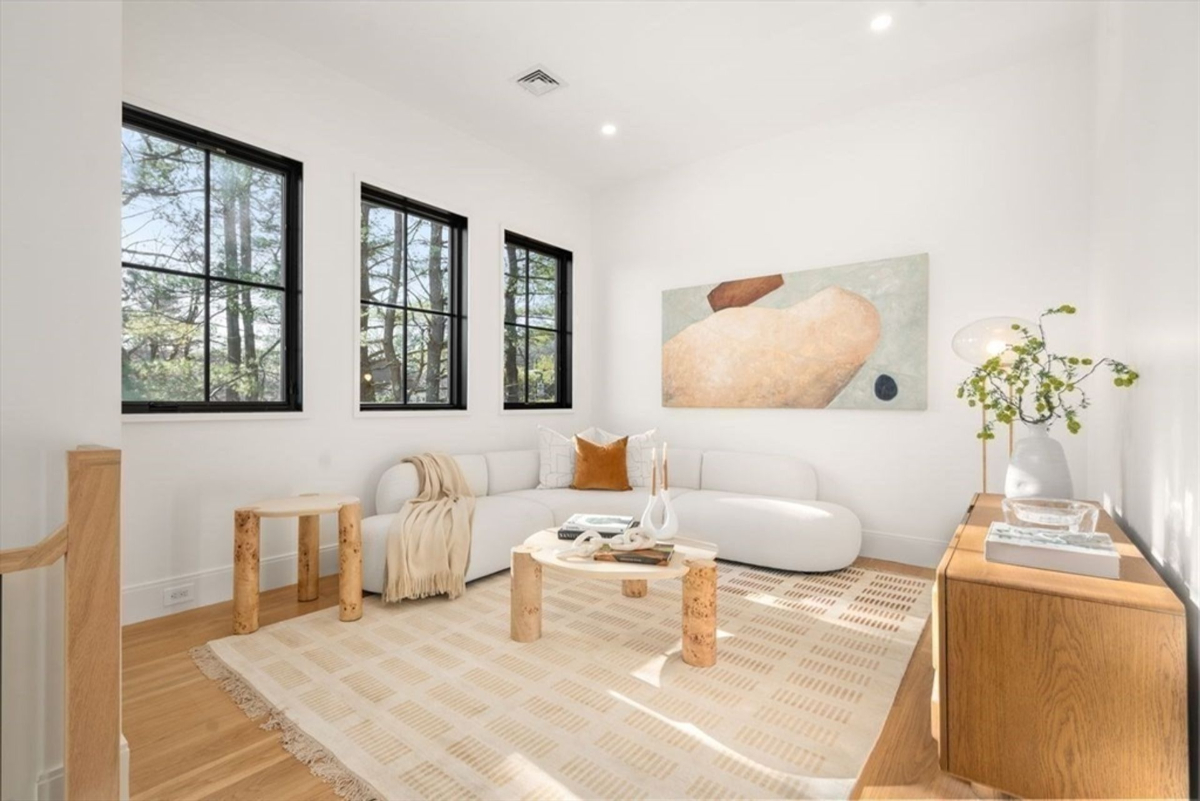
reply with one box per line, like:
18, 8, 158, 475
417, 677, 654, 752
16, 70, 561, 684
593, 46, 1096, 562
119, 2, 593, 623
1088, 0, 1198, 788
0, 2, 123, 799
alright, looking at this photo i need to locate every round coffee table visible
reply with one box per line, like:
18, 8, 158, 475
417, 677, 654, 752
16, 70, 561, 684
510, 529, 719, 667
233, 493, 362, 634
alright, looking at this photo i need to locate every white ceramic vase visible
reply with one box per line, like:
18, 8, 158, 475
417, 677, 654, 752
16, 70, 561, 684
638, 488, 678, 540
1004, 422, 1074, 499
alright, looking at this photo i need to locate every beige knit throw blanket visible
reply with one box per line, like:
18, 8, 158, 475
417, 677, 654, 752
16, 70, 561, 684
384, 453, 476, 602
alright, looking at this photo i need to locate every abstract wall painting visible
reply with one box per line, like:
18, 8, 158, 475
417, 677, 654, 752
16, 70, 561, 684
661, 253, 928, 410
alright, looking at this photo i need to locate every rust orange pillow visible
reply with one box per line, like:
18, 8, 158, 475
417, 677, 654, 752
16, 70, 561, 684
571, 435, 632, 491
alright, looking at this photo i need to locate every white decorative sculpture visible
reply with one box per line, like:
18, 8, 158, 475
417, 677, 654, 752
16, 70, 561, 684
558, 527, 657, 561
639, 444, 679, 541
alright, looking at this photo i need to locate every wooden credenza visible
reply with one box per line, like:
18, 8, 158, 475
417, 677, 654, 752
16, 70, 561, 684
932, 494, 1188, 799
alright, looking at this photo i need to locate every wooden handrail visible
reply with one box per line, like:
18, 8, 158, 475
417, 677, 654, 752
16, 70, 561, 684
0, 447, 121, 800
0, 523, 68, 574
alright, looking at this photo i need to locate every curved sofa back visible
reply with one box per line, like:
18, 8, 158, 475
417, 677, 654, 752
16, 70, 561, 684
375, 447, 817, 514
701, 451, 817, 500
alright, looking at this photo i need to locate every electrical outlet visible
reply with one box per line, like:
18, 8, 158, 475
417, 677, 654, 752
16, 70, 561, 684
163, 583, 195, 606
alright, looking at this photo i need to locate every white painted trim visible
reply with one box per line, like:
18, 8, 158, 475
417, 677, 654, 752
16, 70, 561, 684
859, 528, 947, 568
122, 544, 340, 625
122, 412, 310, 424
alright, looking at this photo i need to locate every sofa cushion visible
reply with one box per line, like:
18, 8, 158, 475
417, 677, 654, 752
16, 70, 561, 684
375, 455, 489, 516
571, 436, 631, 491
663, 447, 702, 489
671, 490, 859, 571
361, 495, 554, 594
701, 451, 816, 500
484, 450, 539, 495
503, 487, 694, 525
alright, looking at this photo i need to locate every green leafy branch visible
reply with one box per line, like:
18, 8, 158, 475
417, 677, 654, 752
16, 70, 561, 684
956, 305, 1138, 440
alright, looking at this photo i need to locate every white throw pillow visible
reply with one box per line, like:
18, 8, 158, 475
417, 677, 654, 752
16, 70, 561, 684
596, 428, 659, 488
537, 426, 601, 489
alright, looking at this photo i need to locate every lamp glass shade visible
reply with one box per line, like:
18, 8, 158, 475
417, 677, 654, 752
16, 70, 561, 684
951, 317, 1034, 366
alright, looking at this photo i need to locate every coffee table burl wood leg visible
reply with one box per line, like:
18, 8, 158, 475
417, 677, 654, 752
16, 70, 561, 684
622, 580, 648, 598
233, 510, 261, 635
510, 545, 542, 642
682, 559, 717, 667
338, 502, 363, 622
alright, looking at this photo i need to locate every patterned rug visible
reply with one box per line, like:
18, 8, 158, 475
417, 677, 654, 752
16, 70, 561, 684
194, 562, 931, 800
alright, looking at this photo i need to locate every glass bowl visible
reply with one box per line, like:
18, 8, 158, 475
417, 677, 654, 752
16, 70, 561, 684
1001, 498, 1100, 533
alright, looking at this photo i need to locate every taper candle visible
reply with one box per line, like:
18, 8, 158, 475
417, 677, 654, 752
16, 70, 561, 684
662, 442, 669, 491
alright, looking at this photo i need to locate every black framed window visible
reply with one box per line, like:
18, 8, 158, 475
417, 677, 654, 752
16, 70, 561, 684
121, 105, 302, 413
503, 232, 572, 409
359, 184, 467, 410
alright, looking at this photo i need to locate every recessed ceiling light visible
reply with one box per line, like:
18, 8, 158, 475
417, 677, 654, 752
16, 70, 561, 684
871, 13, 893, 32
600, 123, 617, 136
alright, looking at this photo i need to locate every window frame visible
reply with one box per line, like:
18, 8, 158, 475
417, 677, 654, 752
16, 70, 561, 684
358, 183, 468, 412
121, 104, 303, 415
503, 231, 573, 410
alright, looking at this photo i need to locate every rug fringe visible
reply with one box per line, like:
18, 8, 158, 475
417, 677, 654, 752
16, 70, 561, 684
189, 644, 381, 801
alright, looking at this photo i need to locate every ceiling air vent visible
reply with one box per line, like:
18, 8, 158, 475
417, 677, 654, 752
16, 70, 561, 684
513, 65, 565, 97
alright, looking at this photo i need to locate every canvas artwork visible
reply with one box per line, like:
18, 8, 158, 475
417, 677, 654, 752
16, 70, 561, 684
662, 253, 928, 409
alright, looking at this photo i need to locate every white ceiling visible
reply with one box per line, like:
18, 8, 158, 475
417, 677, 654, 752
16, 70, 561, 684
207, 1, 1095, 189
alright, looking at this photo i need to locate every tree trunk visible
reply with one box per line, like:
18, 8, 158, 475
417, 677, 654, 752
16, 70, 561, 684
425, 223, 446, 402
381, 210, 404, 400
222, 183, 241, 401
504, 244, 521, 402
238, 191, 258, 398
359, 215, 375, 403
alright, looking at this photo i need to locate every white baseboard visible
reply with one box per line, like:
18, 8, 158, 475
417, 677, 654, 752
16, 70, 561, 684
122, 545, 340, 625
860, 528, 947, 568
35, 735, 128, 801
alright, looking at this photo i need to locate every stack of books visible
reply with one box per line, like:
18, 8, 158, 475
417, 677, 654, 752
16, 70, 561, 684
984, 522, 1120, 579
557, 513, 636, 540
593, 543, 674, 567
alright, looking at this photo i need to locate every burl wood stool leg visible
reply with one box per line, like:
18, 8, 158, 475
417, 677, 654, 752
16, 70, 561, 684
510, 546, 542, 642
233, 510, 261, 635
682, 559, 717, 667
297, 514, 320, 602
622, 580, 648, 598
338, 502, 362, 622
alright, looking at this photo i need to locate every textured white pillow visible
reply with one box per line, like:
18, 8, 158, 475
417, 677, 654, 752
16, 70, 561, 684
596, 428, 659, 487
537, 426, 601, 489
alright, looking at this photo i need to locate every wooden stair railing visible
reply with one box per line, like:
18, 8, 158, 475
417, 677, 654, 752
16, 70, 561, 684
0, 447, 121, 801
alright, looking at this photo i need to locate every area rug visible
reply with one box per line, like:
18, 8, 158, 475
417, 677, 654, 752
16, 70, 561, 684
193, 562, 931, 800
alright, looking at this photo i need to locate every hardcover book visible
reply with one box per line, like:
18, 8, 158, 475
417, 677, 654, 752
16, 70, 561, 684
558, 513, 637, 539
592, 543, 675, 566
984, 522, 1120, 579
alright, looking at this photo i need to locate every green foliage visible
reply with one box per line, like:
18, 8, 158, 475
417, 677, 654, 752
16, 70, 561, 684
956, 305, 1138, 438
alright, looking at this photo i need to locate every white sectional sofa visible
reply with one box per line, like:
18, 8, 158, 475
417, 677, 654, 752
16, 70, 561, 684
361, 448, 862, 595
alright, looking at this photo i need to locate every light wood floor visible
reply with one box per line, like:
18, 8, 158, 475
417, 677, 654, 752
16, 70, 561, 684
123, 557, 983, 801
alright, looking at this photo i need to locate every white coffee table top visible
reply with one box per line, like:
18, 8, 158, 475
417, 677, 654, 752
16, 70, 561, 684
522, 528, 717, 581
240, 493, 360, 518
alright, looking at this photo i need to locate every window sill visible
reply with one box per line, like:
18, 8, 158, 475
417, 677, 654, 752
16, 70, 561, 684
500, 407, 575, 415
353, 409, 472, 420
122, 411, 309, 424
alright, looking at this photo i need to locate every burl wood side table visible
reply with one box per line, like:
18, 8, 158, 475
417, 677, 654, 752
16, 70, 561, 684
233, 493, 362, 634
511, 529, 719, 667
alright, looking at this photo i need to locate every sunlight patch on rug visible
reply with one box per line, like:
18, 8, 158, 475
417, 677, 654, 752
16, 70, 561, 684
195, 562, 931, 800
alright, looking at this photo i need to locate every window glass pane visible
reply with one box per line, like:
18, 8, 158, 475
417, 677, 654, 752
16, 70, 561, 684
208, 283, 284, 402
503, 269, 525, 325
209, 155, 284, 286
362, 202, 402, 305
359, 305, 404, 403
504, 325, 526, 404
406, 312, 451, 404
122, 269, 206, 401
505, 245, 526, 279
529, 251, 557, 281
407, 216, 451, 313
528, 278, 557, 328
121, 128, 205, 273
528, 329, 558, 403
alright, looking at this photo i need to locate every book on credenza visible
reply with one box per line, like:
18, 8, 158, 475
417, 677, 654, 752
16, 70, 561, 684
984, 522, 1120, 579
592, 543, 675, 567
557, 513, 637, 539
